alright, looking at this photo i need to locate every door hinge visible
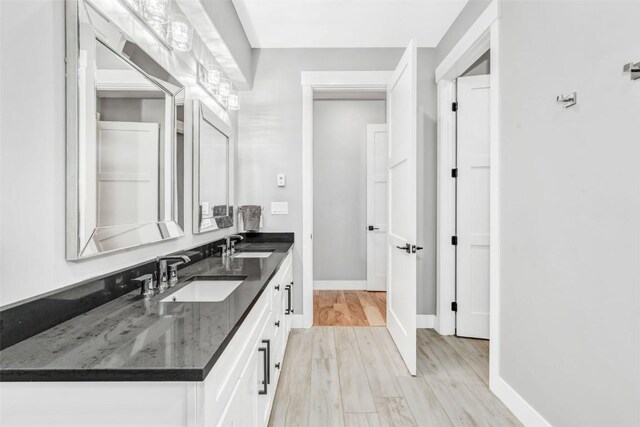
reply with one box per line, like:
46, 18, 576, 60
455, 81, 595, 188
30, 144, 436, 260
452, 102, 458, 112
451, 236, 458, 246
451, 302, 458, 312
451, 168, 458, 178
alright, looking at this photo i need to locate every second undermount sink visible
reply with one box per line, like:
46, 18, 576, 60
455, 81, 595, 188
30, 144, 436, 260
232, 250, 274, 259
161, 276, 246, 303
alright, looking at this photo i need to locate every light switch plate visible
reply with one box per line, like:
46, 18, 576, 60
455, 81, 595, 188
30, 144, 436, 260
277, 174, 286, 187
271, 202, 288, 215
201, 202, 210, 216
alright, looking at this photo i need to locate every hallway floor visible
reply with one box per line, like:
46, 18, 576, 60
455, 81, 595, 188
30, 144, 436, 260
269, 327, 520, 426
313, 291, 386, 326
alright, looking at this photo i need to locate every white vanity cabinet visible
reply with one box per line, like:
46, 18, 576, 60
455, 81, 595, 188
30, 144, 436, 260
0, 251, 294, 427
197, 251, 294, 427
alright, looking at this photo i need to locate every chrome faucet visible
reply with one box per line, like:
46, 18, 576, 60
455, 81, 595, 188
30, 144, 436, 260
156, 255, 191, 292
220, 234, 244, 257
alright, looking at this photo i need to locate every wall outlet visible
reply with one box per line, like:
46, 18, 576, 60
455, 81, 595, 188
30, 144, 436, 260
277, 174, 286, 187
271, 202, 288, 215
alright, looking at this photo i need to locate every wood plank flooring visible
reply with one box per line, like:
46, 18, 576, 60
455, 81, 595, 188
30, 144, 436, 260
269, 328, 521, 427
314, 291, 386, 326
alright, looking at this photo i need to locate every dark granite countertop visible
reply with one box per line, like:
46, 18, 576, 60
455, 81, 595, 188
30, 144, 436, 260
0, 241, 293, 382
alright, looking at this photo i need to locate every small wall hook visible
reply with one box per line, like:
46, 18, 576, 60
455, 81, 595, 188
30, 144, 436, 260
556, 92, 577, 108
623, 61, 640, 80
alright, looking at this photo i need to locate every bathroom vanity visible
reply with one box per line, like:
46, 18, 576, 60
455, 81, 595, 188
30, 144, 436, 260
0, 235, 294, 426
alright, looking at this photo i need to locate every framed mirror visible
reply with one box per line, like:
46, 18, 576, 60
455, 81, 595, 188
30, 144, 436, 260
193, 100, 234, 234
66, 0, 185, 260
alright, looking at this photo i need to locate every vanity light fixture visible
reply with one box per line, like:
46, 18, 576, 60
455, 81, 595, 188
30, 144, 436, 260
228, 90, 240, 111
205, 63, 224, 89
167, 14, 193, 52
196, 63, 240, 111
218, 78, 232, 99
142, 0, 170, 25
119, 0, 193, 53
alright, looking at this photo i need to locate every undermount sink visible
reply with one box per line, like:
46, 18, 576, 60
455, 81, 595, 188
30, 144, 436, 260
232, 251, 274, 259
161, 276, 246, 303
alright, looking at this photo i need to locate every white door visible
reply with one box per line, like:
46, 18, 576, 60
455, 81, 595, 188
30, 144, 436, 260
456, 75, 491, 339
97, 121, 159, 227
367, 124, 388, 292
386, 40, 418, 375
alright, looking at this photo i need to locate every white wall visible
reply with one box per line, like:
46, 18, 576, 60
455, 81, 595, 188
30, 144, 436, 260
0, 0, 238, 307
498, 1, 640, 424
312, 99, 386, 282
238, 48, 438, 314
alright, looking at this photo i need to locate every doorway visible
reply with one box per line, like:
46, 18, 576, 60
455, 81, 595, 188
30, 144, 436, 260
311, 92, 388, 327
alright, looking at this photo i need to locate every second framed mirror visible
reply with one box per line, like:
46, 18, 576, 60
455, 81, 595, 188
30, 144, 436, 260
193, 100, 234, 234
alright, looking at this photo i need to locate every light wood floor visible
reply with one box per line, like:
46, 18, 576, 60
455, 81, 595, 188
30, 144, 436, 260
313, 291, 386, 327
269, 327, 520, 427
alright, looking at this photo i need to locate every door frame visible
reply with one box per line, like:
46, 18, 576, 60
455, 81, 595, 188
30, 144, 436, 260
366, 124, 388, 292
301, 71, 392, 328
434, 0, 500, 387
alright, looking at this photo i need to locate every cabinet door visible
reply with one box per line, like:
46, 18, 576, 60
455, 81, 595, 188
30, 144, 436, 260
238, 344, 259, 427
216, 381, 241, 427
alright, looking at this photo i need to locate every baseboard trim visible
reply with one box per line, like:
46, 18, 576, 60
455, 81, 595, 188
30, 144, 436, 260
313, 280, 367, 291
492, 377, 552, 427
290, 314, 305, 329
417, 314, 437, 328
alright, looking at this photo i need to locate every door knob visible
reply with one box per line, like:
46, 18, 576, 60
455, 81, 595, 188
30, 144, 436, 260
396, 243, 411, 253
368, 225, 379, 231
412, 245, 424, 253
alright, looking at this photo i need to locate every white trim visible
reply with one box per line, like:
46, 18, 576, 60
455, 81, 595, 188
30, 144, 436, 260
290, 314, 305, 329
301, 71, 391, 329
435, 79, 457, 336
492, 377, 552, 427
416, 315, 437, 329
301, 71, 392, 88
435, 0, 499, 82
313, 281, 367, 291
488, 17, 501, 393
302, 84, 314, 329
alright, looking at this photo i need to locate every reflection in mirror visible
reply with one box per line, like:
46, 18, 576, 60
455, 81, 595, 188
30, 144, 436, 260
193, 100, 234, 234
66, 0, 184, 259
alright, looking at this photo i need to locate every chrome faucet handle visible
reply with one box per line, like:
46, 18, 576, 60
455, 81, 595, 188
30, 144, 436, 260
133, 274, 155, 299
168, 262, 182, 288
218, 244, 228, 257
156, 255, 191, 293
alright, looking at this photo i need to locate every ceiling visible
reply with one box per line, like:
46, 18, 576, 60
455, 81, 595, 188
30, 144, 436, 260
232, 0, 469, 48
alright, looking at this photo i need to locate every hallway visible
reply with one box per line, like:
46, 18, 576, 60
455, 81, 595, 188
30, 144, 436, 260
269, 327, 520, 426
313, 291, 387, 327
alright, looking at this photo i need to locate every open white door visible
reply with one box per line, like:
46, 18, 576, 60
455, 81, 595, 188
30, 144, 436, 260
366, 124, 388, 292
456, 75, 490, 339
386, 41, 418, 375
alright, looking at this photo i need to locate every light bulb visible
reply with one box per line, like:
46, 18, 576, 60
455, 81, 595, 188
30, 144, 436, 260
218, 78, 232, 98
167, 14, 193, 52
142, 0, 170, 24
228, 90, 240, 110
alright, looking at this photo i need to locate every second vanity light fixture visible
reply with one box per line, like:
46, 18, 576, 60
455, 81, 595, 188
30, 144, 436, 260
198, 62, 240, 111
120, 0, 193, 52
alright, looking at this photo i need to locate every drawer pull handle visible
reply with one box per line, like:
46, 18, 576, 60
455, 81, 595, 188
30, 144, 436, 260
285, 285, 292, 315
258, 347, 268, 395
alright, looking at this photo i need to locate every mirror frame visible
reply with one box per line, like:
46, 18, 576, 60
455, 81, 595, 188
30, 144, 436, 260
65, 0, 185, 260
192, 100, 234, 234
